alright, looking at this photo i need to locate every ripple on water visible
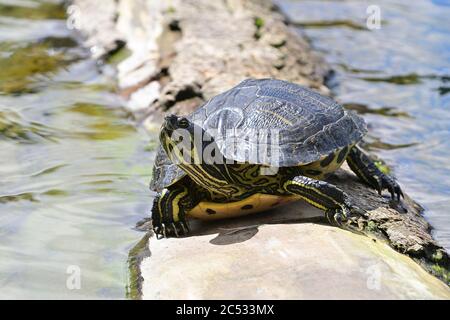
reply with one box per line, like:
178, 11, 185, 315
0, 109, 59, 143
277, 0, 450, 250
0, 1, 154, 299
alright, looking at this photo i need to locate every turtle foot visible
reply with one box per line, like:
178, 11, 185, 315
325, 199, 367, 228
153, 221, 190, 239
347, 146, 404, 202
378, 173, 403, 202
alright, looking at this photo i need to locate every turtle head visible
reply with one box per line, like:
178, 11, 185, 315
162, 114, 191, 133
160, 114, 231, 192
160, 114, 201, 165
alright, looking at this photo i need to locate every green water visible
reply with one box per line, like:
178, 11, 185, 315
0, 1, 155, 298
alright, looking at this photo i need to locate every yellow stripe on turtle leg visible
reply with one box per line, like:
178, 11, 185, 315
283, 176, 347, 212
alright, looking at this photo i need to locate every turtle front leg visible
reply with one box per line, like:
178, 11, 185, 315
283, 176, 365, 227
346, 145, 403, 201
151, 184, 197, 239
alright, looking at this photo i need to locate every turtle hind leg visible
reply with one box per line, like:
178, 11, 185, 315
151, 183, 197, 239
282, 175, 365, 227
346, 145, 403, 201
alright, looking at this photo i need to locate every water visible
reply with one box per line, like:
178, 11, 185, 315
0, 1, 154, 298
277, 0, 450, 250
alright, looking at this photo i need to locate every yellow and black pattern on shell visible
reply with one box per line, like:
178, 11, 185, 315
300, 144, 353, 180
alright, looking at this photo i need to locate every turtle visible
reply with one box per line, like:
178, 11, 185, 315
150, 78, 403, 238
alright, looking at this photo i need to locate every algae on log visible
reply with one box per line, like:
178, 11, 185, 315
69, 0, 450, 297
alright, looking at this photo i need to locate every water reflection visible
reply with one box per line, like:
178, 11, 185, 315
278, 0, 450, 250
0, 1, 154, 298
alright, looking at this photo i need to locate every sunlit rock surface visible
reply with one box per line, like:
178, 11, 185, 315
141, 219, 450, 299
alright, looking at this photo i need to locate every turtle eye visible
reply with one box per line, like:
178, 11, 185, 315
178, 118, 189, 129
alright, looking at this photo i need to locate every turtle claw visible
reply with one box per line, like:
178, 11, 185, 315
326, 200, 367, 228
374, 175, 382, 195
362, 168, 403, 202
326, 208, 346, 227
153, 221, 190, 239
379, 173, 403, 202
347, 146, 404, 203
153, 224, 166, 240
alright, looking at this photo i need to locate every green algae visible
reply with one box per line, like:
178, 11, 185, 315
127, 233, 151, 300
106, 47, 132, 66
374, 160, 391, 175
254, 16, 265, 39
0, 2, 66, 20
292, 20, 367, 31
431, 264, 450, 286
343, 103, 412, 118
0, 110, 57, 143
67, 103, 136, 141
0, 192, 38, 204
0, 42, 70, 94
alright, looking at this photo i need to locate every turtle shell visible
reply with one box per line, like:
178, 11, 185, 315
150, 78, 367, 192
